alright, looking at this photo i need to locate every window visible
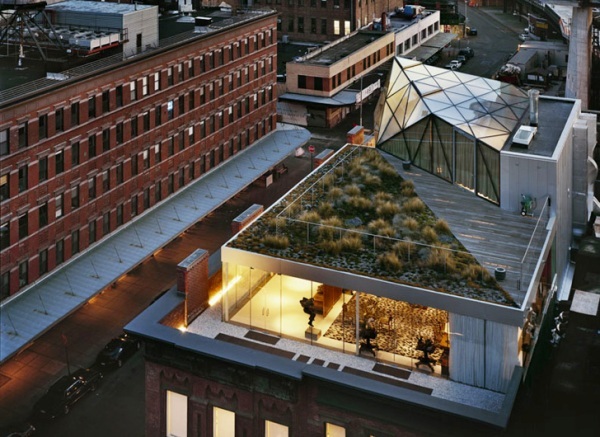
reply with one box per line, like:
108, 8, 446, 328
298, 75, 307, 89
71, 229, 79, 255
18, 213, 28, 239
188, 126, 194, 145
55, 108, 64, 132
88, 134, 97, 158
130, 81, 137, 101
88, 96, 96, 118
142, 150, 149, 169
39, 248, 48, 275
88, 176, 96, 199
55, 194, 63, 218
153, 144, 161, 163
56, 239, 64, 265
288, 17, 294, 32
168, 173, 174, 194
298, 17, 304, 33
155, 105, 162, 126
71, 142, 80, 166
71, 102, 79, 127
167, 100, 174, 120
102, 129, 110, 152
178, 63, 184, 81
18, 122, 27, 148
153, 72, 160, 91
168, 137, 175, 156
187, 59, 194, 77
131, 155, 139, 176
39, 114, 48, 139
265, 420, 289, 437
168, 67, 173, 86
71, 185, 79, 209
0, 173, 8, 202
142, 76, 149, 96
178, 167, 185, 188
116, 123, 123, 144
189, 162, 195, 180
325, 423, 346, 436
178, 95, 185, 115
89, 220, 96, 244
131, 116, 138, 138
344, 20, 350, 35
0, 271, 8, 300
18, 260, 28, 287
39, 202, 48, 228
155, 180, 162, 202
116, 204, 123, 226
334, 20, 340, 35
166, 391, 187, 437
189, 90, 195, 110
0, 128, 8, 156
116, 85, 123, 107
18, 165, 28, 192
213, 407, 235, 437
102, 90, 110, 113
311, 18, 317, 33
55, 150, 64, 174
131, 195, 138, 217
116, 162, 124, 185
1, 221, 9, 251
143, 188, 150, 209
102, 170, 110, 192
103, 212, 110, 236
39, 156, 48, 182
143, 112, 150, 131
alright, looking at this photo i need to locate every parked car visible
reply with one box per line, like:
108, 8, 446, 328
96, 332, 141, 369
466, 27, 478, 36
456, 55, 467, 64
34, 368, 103, 419
458, 47, 474, 59
445, 60, 462, 70
519, 33, 530, 42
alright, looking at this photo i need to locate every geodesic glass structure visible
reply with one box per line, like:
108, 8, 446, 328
376, 57, 529, 204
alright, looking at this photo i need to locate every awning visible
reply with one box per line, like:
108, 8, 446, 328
279, 90, 359, 106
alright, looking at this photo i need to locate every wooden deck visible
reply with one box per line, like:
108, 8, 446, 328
384, 153, 547, 306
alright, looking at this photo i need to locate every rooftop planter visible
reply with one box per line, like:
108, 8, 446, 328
228, 145, 516, 307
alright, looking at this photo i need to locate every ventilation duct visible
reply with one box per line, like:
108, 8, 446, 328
528, 89, 539, 127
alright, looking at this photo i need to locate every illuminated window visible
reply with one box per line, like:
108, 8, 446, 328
333, 20, 340, 35
265, 420, 288, 436
213, 407, 234, 437
166, 391, 187, 437
326, 423, 345, 437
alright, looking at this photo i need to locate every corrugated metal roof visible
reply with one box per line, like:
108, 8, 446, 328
0, 124, 311, 363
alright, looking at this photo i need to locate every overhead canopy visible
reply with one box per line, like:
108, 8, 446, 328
377, 57, 529, 150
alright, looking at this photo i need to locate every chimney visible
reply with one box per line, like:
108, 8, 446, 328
528, 89, 539, 127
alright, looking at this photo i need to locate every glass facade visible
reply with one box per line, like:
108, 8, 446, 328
377, 58, 529, 204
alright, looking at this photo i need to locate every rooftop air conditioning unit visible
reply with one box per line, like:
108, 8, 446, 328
512, 125, 537, 148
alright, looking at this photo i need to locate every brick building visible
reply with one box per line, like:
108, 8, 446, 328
247, 0, 405, 44
0, 2, 278, 301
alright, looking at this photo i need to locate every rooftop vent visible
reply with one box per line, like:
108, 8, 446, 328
512, 125, 537, 148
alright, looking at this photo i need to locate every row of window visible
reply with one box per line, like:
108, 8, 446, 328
165, 390, 350, 437
0, 117, 274, 298
0, 31, 275, 155
278, 17, 351, 36
398, 23, 438, 55
0, 83, 274, 204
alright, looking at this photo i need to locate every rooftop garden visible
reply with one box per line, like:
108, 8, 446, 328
228, 145, 517, 307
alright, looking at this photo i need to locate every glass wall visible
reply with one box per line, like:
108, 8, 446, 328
222, 262, 449, 367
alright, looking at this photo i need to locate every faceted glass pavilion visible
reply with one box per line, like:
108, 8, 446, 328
376, 57, 530, 204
